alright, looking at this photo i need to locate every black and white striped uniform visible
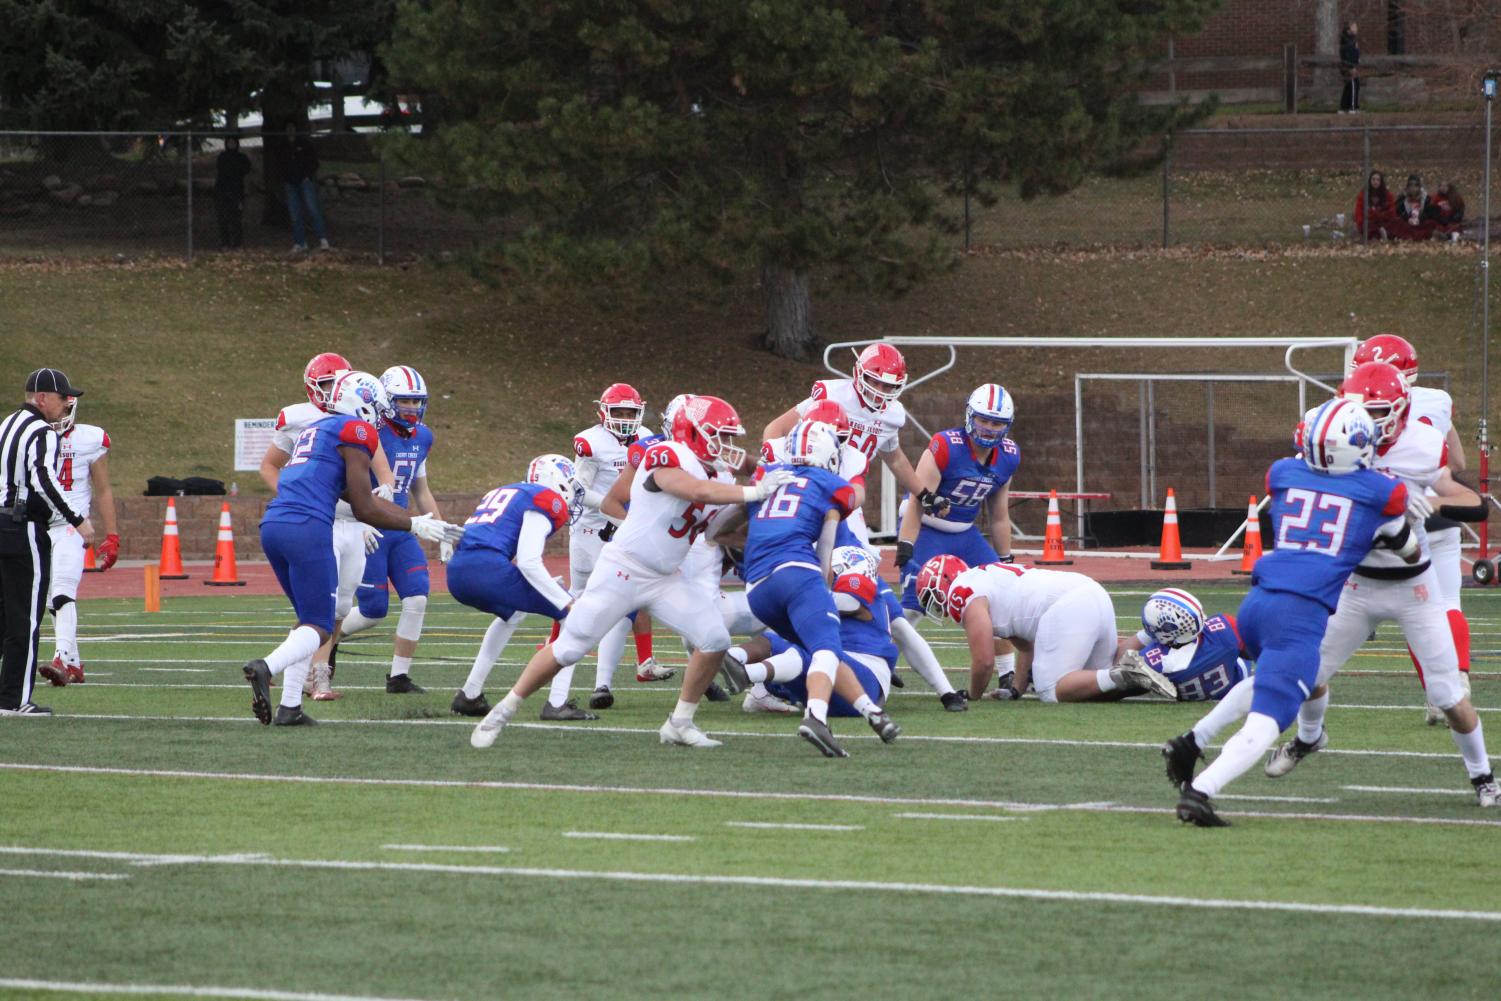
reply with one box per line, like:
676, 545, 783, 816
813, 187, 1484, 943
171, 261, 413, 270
0, 405, 83, 711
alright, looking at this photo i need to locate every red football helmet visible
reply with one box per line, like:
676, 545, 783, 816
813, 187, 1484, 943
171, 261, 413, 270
803, 399, 852, 444
304, 352, 351, 411
597, 383, 645, 440
1340, 361, 1410, 446
1350, 334, 1419, 389
915, 554, 969, 622
671, 395, 746, 471
853, 344, 907, 412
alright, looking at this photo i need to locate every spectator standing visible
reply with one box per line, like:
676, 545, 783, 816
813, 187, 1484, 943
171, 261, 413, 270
1393, 174, 1439, 241
283, 122, 331, 253
215, 136, 252, 250
1339, 22, 1360, 113
1354, 170, 1396, 239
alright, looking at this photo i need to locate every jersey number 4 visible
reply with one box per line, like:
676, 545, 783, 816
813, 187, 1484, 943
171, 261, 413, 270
58, 457, 74, 490
1276, 487, 1353, 556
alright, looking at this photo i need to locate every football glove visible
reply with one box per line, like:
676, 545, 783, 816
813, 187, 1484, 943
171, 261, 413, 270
743, 468, 796, 503
409, 513, 454, 544
439, 539, 454, 563
363, 528, 383, 555
895, 539, 914, 569
96, 533, 120, 571
1406, 491, 1434, 524
373, 483, 395, 502
599, 523, 617, 544
918, 489, 951, 519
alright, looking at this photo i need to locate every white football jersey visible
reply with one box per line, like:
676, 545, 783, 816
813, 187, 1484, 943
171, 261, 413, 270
609, 440, 714, 576
1360, 419, 1446, 570
273, 401, 358, 521
796, 378, 906, 460
572, 424, 633, 533
1408, 385, 1453, 436
683, 466, 737, 591
50, 424, 110, 525
949, 564, 1093, 643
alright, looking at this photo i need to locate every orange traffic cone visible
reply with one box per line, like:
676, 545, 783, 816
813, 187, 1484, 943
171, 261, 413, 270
1150, 488, 1192, 570
204, 502, 246, 586
83, 543, 100, 573
158, 497, 189, 580
1034, 490, 1073, 565
1233, 495, 1262, 575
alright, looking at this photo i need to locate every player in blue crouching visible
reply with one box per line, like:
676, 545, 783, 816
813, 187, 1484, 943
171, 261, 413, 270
447, 455, 586, 718
1162, 398, 1419, 826
1121, 588, 1252, 702
245, 371, 460, 726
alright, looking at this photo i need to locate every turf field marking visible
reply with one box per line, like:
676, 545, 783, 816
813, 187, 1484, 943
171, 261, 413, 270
0, 847, 271, 867
894, 812, 1025, 823
0, 979, 444, 1001
140, 668, 213, 673
1217, 794, 1340, 804
562, 831, 695, 842
723, 822, 863, 832
381, 844, 511, 853
0, 867, 129, 881
1341, 785, 1473, 796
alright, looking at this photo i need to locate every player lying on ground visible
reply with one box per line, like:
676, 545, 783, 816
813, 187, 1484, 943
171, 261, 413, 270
1117, 588, 1253, 702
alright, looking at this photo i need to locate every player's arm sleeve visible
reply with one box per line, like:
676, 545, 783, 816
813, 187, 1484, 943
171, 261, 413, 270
31, 428, 82, 526
516, 510, 572, 611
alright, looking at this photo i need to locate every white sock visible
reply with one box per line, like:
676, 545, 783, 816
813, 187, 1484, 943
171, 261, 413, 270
495, 691, 524, 721
995, 651, 1017, 676
765, 648, 806, 682
807, 698, 830, 723
280, 658, 311, 708
1452, 718, 1492, 779
851, 694, 877, 720
672, 698, 699, 725
547, 662, 576, 708
746, 663, 771, 685
53, 601, 79, 665
463, 616, 520, 698
749, 682, 771, 697
1297, 690, 1329, 744
594, 619, 630, 690
266, 626, 322, 676
340, 609, 380, 638
1192, 713, 1282, 798
1192, 676, 1256, 747
890, 617, 954, 695
390, 654, 412, 679
1096, 669, 1118, 693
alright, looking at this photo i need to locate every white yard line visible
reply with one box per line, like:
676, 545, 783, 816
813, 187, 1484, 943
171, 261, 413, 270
1216, 794, 1340, 804
0, 867, 129, 881
562, 831, 695, 842
1341, 785, 1473, 797
723, 822, 863, 832
894, 812, 1024, 823
0, 979, 444, 1001
139, 668, 214, 673
380, 844, 510, 853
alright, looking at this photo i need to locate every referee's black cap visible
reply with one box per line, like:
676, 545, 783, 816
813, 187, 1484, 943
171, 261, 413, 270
24, 368, 84, 397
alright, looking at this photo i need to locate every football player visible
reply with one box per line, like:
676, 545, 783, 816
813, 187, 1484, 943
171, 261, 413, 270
243, 372, 459, 726
914, 556, 1174, 704
260, 352, 396, 684
448, 455, 585, 716
38, 394, 120, 687
470, 396, 792, 750
330, 366, 443, 699
1161, 399, 1448, 826
1349, 334, 1474, 724
1253, 365, 1494, 802
1118, 588, 1253, 702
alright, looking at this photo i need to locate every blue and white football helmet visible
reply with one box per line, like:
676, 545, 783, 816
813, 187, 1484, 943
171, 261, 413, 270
831, 545, 880, 581
784, 419, 841, 472
328, 371, 394, 429
1300, 398, 1376, 476
526, 453, 586, 525
380, 365, 429, 436
965, 383, 1014, 448
1142, 588, 1206, 648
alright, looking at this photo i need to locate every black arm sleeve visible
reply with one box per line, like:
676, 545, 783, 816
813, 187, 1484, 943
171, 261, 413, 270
1438, 501, 1488, 523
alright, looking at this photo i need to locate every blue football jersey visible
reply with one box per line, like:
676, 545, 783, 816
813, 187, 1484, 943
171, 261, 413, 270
627, 433, 666, 469
835, 572, 899, 667
264, 414, 378, 526
924, 428, 1020, 526
1253, 457, 1408, 611
1141, 613, 1251, 701
378, 423, 435, 509
743, 464, 857, 583
458, 482, 570, 560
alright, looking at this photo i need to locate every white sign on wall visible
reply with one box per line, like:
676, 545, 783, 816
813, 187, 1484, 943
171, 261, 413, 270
234, 419, 278, 472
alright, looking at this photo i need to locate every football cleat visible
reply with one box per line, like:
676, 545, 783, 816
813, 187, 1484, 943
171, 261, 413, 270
742, 689, 799, 714
1425, 702, 1450, 728
1110, 649, 1177, 700
1264, 729, 1328, 777
39, 657, 68, 687
471, 707, 511, 748
1161, 732, 1203, 788
242, 659, 272, 725
888, 671, 905, 689
939, 690, 969, 712
588, 686, 615, 710
64, 663, 85, 685
0, 702, 52, 716
797, 715, 849, 758
450, 691, 491, 717
539, 699, 598, 721
866, 709, 901, 744
716, 653, 750, 695
634, 658, 675, 682
272, 705, 317, 726
659, 718, 722, 748
1175, 785, 1230, 827
1472, 772, 1500, 808
704, 681, 730, 703
309, 663, 342, 701
385, 674, 425, 694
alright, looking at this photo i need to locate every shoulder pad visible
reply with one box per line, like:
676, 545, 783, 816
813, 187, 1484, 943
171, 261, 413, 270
573, 435, 593, 458
642, 442, 680, 470
337, 419, 378, 454
533, 487, 570, 532
833, 572, 878, 604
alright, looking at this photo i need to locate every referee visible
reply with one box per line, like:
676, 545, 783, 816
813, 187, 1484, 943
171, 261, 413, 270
1, 369, 94, 716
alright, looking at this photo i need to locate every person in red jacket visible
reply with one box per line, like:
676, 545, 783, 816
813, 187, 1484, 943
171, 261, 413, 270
1432, 181, 1466, 238
1354, 170, 1397, 239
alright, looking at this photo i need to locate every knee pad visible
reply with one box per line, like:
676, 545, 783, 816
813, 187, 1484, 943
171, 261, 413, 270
49, 594, 74, 616
1426, 669, 1467, 712
808, 649, 839, 684
396, 594, 428, 641
552, 626, 591, 668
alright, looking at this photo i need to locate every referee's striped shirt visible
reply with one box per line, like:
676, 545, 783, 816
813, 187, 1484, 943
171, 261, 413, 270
0, 405, 83, 526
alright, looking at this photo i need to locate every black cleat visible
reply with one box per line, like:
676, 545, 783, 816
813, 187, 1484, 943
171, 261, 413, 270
539, 699, 598, 721
588, 686, 615, 710
1175, 785, 1230, 827
866, 709, 901, 743
704, 681, 730, 703
243, 659, 272, 725
797, 714, 850, 758
940, 690, 969, 712
385, 673, 425, 694
272, 705, 317, 726
889, 671, 905, 689
1162, 732, 1204, 788
715, 654, 750, 695
450, 691, 491, 717
328, 642, 338, 676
